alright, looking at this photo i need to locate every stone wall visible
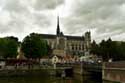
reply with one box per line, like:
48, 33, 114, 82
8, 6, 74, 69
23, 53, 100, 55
103, 62, 125, 82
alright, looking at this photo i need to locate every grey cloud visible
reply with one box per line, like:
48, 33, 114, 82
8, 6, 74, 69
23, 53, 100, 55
0, 0, 58, 35
0, 13, 26, 33
3, 0, 64, 12
32, 13, 51, 27
3, 0, 27, 13
34, 0, 64, 10
0, 12, 51, 33
62, 17, 87, 34
0, 0, 125, 42
63, 0, 125, 41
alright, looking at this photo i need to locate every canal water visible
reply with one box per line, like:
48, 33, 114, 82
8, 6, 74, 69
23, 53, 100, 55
0, 75, 102, 83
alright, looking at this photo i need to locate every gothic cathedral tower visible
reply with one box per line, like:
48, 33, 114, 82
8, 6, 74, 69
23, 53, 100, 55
53, 16, 66, 56
84, 31, 91, 56
56, 16, 60, 36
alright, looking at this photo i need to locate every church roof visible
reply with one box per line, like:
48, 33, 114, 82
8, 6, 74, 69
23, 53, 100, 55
65, 35, 84, 40
39, 34, 56, 39
39, 34, 84, 40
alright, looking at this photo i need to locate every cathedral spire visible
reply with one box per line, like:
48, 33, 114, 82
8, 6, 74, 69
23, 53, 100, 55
57, 16, 60, 35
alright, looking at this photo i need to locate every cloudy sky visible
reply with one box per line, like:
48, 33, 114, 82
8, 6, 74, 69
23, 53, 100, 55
0, 0, 125, 42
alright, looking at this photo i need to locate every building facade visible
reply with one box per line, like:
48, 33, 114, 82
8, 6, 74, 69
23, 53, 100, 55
40, 17, 91, 57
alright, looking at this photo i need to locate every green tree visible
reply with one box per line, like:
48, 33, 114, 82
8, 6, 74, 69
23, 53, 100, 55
90, 40, 99, 55
0, 37, 19, 58
21, 33, 48, 59
114, 42, 125, 61
99, 38, 113, 61
91, 38, 125, 61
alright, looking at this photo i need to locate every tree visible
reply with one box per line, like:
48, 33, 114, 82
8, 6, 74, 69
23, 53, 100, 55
113, 42, 125, 61
5, 36, 18, 42
0, 36, 19, 58
21, 33, 48, 59
91, 38, 125, 61
90, 40, 99, 55
99, 38, 113, 61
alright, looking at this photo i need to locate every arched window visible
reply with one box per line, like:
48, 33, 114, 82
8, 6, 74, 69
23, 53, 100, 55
79, 45, 81, 50
75, 45, 77, 50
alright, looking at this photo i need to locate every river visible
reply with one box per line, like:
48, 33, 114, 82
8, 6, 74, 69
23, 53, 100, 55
0, 75, 103, 83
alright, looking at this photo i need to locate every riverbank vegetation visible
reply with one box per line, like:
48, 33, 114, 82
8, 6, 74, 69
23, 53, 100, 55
21, 33, 50, 59
0, 36, 19, 58
91, 38, 125, 61
0, 33, 51, 60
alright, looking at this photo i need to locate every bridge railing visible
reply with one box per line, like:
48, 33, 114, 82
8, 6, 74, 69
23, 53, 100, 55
73, 61, 102, 70
104, 61, 125, 69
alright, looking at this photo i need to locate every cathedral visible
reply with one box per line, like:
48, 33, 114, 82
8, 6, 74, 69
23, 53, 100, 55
40, 17, 91, 57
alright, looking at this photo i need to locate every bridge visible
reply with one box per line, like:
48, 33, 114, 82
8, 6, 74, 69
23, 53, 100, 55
55, 62, 102, 77
82, 62, 102, 73
66, 62, 103, 76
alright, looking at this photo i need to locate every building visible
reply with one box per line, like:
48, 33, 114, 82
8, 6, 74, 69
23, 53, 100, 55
40, 16, 91, 57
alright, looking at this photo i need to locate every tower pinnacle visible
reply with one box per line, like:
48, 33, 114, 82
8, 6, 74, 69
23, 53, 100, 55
57, 16, 60, 35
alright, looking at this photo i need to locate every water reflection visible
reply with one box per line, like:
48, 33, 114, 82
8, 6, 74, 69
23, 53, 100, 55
74, 74, 102, 83
0, 75, 102, 83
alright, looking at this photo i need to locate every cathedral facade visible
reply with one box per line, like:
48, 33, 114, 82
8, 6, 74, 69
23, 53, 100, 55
40, 17, 91, 57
